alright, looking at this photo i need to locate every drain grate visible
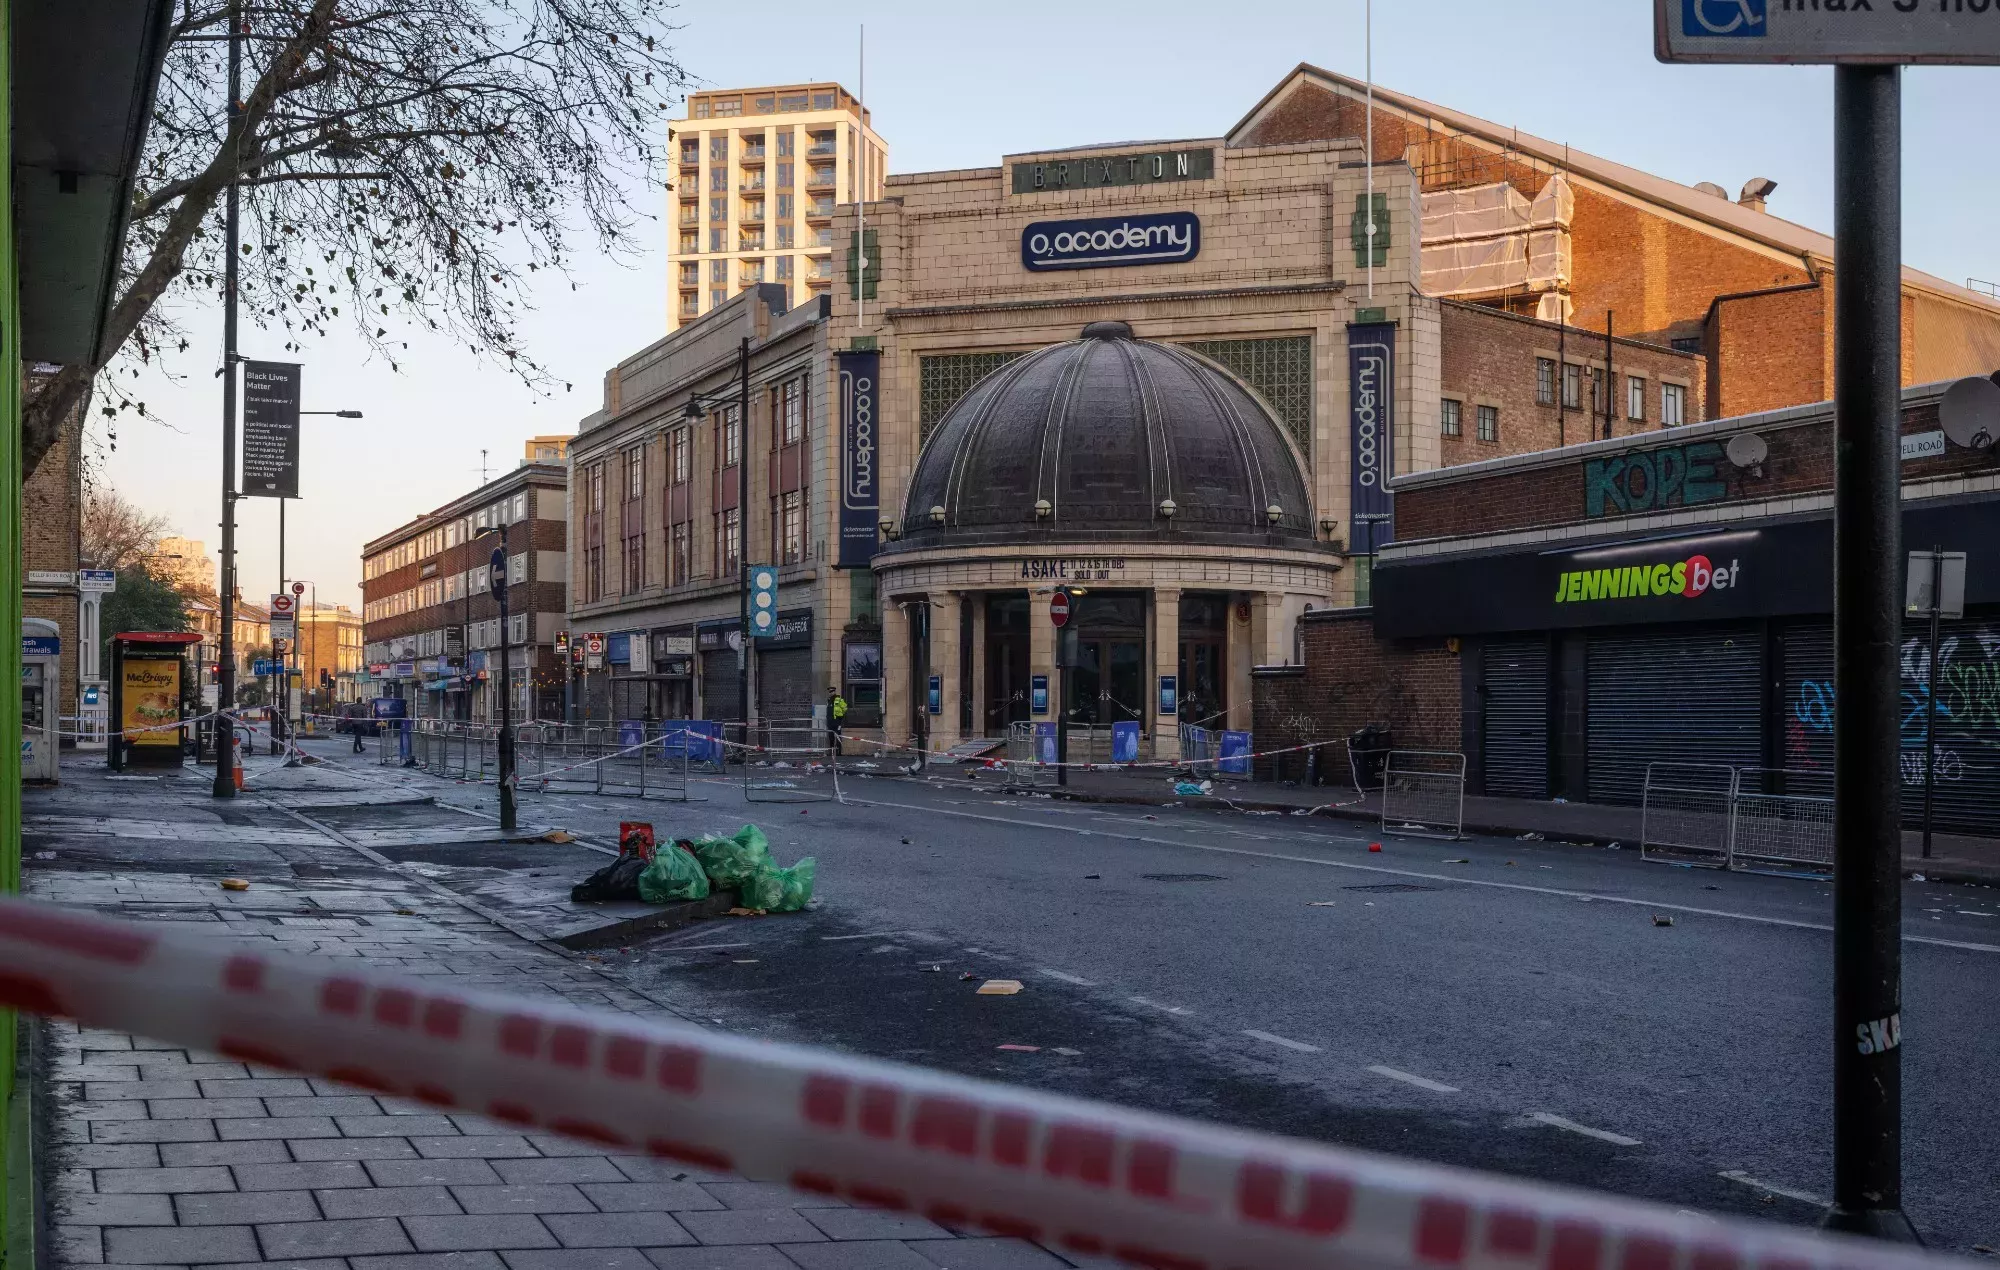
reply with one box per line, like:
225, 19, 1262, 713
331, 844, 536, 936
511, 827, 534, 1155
1342, 883, 1438, 893
1142, 873, 1228, 882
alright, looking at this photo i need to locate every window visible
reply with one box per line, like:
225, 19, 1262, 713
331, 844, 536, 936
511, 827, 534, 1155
670, 522, 691, 586
709, 259, 728, 283
709, 228, 725, 253
1662, 382, 1687, 426
509, 613, 529, 646
810, 164, 835, 186
777, 491, 804, 564
623, 532, 645, 594
669, 428, 691, 484
1350, 192, 1389, 268
708, 126, 733, 156
678, 262, 698, 287
1628, 376, 1646, 421
740, 258, 765, 284
1590, 367, 1605, 415
679, 231, 698, 254
1476, 404, 1499, 443
584, 545, 604, 602
1440, 398, 1462, 438
625, 445, 645, 499
716, 508, 740, 575
720, 406, 741, 466
708, 195, 727, 222
741, 199, 764, 222
709, 168, 727, 193
680, 138, 700, 164
1671, 335, 1702, 354
777, 130, 794, 158
753, 95, 774, 114
811, 91, 834, 109
776, 224, 794, 249
776, 163, 793, 189
808, 130, 835, 156
776, 255, 794, 281
809, 255, 833, 279
711, 288, 727, 308
713, 97, 741, 117
780, 377, 805, 444
1561, 363, 1582, 410
776, 193, 793, 220
1536, 358, 1556, 406
692, 99, 710, 119
679, 293, 699, 318
586, 462, 605, 513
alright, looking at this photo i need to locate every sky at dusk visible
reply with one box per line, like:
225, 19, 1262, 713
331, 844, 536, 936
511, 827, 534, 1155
99, 0, 2000, 610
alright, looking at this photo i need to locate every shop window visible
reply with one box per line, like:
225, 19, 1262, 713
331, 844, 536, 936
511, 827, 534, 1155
1536, 357, 1556, 406
1441, 398, 1462, 438
1180, 336, 1314, 456
1628, 375, 1646, 421
1662, 382, 1687, 426
1562, 363, 1582, 410
1476, 404, 1499, 443
919, 351, 1026, 443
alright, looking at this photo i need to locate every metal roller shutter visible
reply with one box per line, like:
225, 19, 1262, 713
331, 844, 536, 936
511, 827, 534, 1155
1778, 621, 1833, 776
757, 648, 814, 726
1482, 638, 1548, 798
700, 651, 741, 722
1910, 613, 2000, 834
1586, 626, 1762, 806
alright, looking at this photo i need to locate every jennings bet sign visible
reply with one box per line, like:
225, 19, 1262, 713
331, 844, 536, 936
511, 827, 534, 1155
1553, 550, 1742, 606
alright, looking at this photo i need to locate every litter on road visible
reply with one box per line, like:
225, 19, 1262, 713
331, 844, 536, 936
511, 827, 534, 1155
977, 979, 1024, 995
219, 878, 249, 891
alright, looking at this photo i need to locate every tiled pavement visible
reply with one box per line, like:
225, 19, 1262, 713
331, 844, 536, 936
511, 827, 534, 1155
27, 758, 1069, 1270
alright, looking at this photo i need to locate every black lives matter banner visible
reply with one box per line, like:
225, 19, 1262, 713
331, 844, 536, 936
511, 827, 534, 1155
241, 360, 302, 498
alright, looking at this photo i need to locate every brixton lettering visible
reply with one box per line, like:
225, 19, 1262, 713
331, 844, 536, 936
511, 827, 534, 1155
1552, 554, 1741, 604
1011, 147, 1214, 193
1584, 440, 1729, 518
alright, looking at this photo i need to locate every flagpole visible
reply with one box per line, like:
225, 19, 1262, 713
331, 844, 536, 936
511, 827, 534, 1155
1365, 0, 1375, 301
856, 24, 866, 331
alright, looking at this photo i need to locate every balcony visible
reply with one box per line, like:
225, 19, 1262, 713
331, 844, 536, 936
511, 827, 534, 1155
679, 207, 700, 227
806, 198, 834, 220
809, 256, 833, 280
740, 144, 765, 164
740, 202, 765, 223
738, 232, 765, 252
740, 172, 765, 192
807, 166, 835, 189
812, 226, 834, 248
807, 135, 836, 157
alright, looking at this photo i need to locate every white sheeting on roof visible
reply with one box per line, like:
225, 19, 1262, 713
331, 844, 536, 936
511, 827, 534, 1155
1419, 175, 1572, 301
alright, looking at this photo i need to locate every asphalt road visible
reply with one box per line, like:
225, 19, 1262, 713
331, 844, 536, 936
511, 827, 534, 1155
317, 741, 2000, 1250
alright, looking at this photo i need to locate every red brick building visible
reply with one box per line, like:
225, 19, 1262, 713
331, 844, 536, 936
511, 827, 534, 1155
1230, 65, 2000, 425
360, 462, 570, 722
1253, 382, 2000, 831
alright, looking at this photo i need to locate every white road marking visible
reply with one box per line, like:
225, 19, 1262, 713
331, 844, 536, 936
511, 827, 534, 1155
820, 931, 907, 942
1367, 1064, 1458, 1093
847, 796, 2000, 955
1041, 970, 1096, 986
1128, 995, 1193, 1016
654, 942, 751, 953
1243, 1029, 1320, 1053
1527, 1112, 1640, 1146
1717, 1170, 1829, 1207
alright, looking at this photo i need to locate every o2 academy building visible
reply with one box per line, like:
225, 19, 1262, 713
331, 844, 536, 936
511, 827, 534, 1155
828, 133, 1440, 756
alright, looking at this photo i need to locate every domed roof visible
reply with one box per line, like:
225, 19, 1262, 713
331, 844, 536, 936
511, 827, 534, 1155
889, 322, 1315, 552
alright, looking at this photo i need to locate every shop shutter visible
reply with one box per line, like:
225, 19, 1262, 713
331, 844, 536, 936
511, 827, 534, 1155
1777, 621, 1834, 777
1481, 638, 1548, 798
701, 650, 742, 722
1910, 614, 2000, 834
757, 647, 814, 726
1586, 626, 1761, 806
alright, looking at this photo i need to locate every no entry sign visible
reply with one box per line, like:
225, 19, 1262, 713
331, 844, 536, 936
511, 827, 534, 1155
1049, 588, 1071, 627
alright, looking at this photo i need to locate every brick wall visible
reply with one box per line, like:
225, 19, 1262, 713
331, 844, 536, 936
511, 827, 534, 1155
1395, 395, 1986, 543
25, 387, 83, 712
1439, 301, 1705, 465
1251, 610, 1460, 780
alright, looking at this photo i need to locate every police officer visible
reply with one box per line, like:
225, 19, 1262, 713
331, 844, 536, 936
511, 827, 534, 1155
826, 686, 848, 757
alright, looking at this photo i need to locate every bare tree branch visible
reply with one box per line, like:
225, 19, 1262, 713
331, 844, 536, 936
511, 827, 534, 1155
26, 0, 691, 480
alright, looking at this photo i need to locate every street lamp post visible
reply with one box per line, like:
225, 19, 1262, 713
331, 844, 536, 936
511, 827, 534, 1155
468, 522, 516, 831
682, 337, 754, 731
211, 0, 243, 798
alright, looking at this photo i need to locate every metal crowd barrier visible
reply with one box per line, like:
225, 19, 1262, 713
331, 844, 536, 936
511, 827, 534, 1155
1639, 762, 1742, 866
1380, 750, 1467, 840
1006, 720, 1055, 788
1642, 764, 1835, 872
732, 721, 838, 803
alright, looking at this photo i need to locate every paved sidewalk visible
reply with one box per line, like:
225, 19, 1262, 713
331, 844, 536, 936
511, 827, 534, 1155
25, 753, 1068, 1270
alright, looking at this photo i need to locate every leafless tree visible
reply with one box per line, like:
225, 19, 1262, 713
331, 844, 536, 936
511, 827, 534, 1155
82, 484, 173, 572
23, 0, 690, 480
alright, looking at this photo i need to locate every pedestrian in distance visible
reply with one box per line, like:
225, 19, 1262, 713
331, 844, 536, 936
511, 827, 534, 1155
352, 711, 365, 754
827, 686, 847, 757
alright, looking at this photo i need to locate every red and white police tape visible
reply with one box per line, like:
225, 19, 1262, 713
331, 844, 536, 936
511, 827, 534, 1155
0, 894, 1953, 1269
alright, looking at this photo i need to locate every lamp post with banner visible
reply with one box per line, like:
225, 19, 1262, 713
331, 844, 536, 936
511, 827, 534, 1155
1656, 0, 2000, 1242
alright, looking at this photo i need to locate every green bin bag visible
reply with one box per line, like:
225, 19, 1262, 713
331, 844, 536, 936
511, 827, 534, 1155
689, 824, 773, 890
636, 841, 710, 903
740, 857, 816, 913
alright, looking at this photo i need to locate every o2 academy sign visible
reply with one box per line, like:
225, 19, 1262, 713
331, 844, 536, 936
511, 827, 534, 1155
1022, 211, 1200, 272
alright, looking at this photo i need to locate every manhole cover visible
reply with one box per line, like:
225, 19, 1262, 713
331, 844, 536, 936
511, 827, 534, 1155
1342, 883, 1438, 893
1142, 873, 1228, 882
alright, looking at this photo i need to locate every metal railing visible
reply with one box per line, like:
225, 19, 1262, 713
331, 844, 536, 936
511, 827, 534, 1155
1379, 750, 1467, 840
1640, 763, 1742, 866
1006, 720, 1056, 788
1642, 764, 1835, 871
733, 721, 837, 803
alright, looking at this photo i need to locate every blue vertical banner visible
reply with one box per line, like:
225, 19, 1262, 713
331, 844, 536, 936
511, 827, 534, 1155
1347, 322, 1396, 554
838, 351, 880, 567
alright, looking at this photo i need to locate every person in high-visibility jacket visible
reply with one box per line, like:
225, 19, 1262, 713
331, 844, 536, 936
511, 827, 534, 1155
827, 687, 848, 757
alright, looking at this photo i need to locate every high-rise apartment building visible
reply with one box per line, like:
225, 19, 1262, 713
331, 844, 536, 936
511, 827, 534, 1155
667, 83, 886, 331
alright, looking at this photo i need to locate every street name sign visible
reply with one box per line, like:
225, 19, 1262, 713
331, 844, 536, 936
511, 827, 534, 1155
1657, 0, 2000, 64
241, 360, 302, 498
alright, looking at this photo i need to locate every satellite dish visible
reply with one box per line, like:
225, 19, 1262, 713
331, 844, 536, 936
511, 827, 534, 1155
1940, 375, 2000, 450
1725, 433, 1769, 468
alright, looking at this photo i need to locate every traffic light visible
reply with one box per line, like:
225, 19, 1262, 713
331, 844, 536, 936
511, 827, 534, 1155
748, 565, 779, 638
